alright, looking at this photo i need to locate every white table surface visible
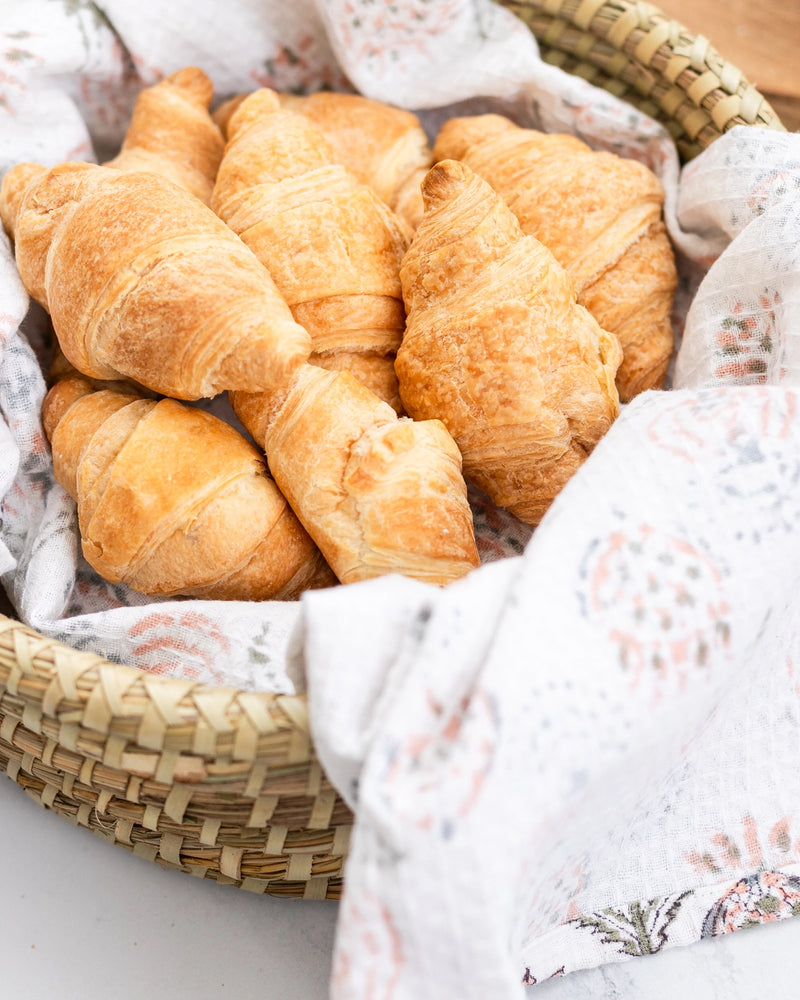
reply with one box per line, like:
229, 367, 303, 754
2, 772, 800, 1000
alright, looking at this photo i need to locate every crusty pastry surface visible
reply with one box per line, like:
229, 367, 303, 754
214, 89, 433, 230
276, 90, 433, 230
0, 160, 311, 400
43, 376, 335, 600
211, 88, 410, 411
47, 341, 161, 399
396, 158, 621, 526
104, 66, 225, 205
231, 363, 480, 586
433, 114, 677, 401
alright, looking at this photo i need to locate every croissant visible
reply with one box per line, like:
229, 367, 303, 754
210, 88, 409, 412
231, 363, 481, 587
47, 340, 161, 399
0, 160, 311, 400
212, 91, 432, 230
42, 376, 336, 600
433, 114, 677, 401
395, 159, 621, 527
275, 91, 433, 230
211, 93, 247, 136
104, 66, 225, 205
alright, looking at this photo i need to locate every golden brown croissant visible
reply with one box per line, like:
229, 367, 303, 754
212, 90, 432, 230
104, 66, 225, 205
43, 376, 336, 600
275, 91, 433, 230
211, 88, 410, 413
433, 114, 677, 401
231, 363, 480, 587
0, 160, 311, 400
47, 340, 161, 399
396, 159, 621, 527
211, 93, 248, 136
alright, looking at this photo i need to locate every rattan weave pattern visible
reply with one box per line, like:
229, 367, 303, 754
0, 616, 352, 898
0, 0, 786, 900
504, 0, 786, 160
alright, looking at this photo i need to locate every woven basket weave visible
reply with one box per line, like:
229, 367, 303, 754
0, 0, 786, 902
505, 0, 785, 159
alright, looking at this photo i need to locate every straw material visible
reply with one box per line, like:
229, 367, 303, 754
0, 0, 785, 898
502, 0, 786, 161
0, 616, 352, 898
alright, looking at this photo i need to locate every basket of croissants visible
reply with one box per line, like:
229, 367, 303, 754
0, 0, 786, 900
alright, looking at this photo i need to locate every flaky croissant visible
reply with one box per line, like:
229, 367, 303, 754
47, 340, 161, 399
396, 158, 621, 527
433, 114, 677, 401
210, 88, 409, 413
43, 376, 335, 600
211, 94, 247, 136
213, 90, 432, 230
231, 363, 480, 587
104, 66, 225, 205
276, 91, 433, 230
0, 160, 311, 400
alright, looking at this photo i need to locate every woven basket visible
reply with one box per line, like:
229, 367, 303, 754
0, 0, 786, 902
505, 0, 785, 159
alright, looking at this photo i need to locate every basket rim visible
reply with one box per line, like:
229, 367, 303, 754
0, 613, 313, 763
501, 0, 785, 160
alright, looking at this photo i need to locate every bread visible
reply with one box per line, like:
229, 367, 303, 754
433, 114, 677, 401
276, 91, 433, 230
0, 160, 311, 400
104, 66, 225, 205
47, 341, 161, 399
214, 90, 432, 230
395, 158, 621, 526
231, 363, 481, 586
211, 93, 248, 136
211, 88, 410, 412
42, 376, 335, 600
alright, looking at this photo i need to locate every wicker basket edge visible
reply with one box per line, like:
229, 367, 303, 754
501, 0, 785, 159
0, 612, 314, 760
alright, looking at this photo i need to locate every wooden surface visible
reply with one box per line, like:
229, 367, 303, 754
658, 0, 800, 133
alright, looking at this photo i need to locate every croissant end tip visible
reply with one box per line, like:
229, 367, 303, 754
41, 375, 95, 443
0, 161, 47, 238
433, 113, 513, 161
227, 87, 282, 140
163, 66, 215, 107
420, 158, 474, 209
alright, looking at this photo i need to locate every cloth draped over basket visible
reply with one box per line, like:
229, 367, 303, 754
1, 1, 800, 997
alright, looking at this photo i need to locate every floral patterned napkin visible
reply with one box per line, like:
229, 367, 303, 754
1, 1, 800, 996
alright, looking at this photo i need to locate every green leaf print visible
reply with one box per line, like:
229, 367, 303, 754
570, 891, 693, 957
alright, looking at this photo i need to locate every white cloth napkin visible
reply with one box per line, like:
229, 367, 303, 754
2, 1, 800, 996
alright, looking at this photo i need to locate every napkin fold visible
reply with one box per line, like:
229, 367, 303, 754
302, 383, 800, 996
